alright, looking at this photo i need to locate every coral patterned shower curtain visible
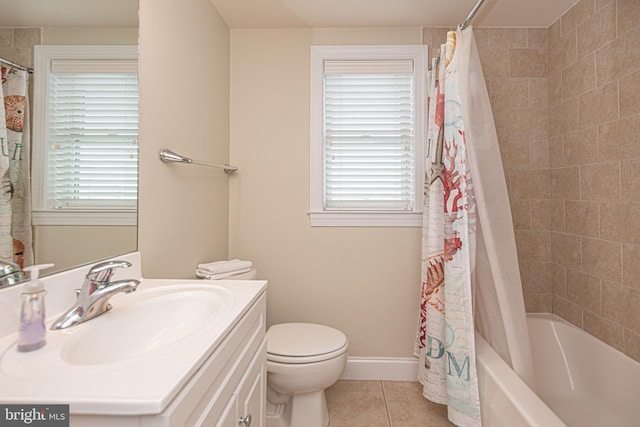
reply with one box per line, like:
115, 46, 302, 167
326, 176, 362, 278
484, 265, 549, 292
0, 66, 33, 268
415, 28, 481, 427
415, 26, 536, 427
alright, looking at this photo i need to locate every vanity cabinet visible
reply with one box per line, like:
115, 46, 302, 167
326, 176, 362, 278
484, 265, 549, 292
71, 291, 266, 427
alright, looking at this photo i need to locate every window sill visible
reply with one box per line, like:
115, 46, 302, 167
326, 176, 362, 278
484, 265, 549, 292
32, 210, 137, 226
308, 211, 422, 227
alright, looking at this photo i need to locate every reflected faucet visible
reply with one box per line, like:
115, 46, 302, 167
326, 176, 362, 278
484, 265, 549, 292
51, 260, 140, 330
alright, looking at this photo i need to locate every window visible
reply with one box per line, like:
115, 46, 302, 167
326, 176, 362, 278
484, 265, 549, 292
309, 45, 427, 227
32, 45, 138, 226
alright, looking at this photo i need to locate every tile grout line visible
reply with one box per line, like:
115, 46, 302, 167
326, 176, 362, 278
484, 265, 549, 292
380, 380, 393, 427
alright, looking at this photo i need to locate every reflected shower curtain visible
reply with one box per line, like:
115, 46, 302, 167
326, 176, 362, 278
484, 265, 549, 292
0, 66, 33, 268
415, 26, 535, 427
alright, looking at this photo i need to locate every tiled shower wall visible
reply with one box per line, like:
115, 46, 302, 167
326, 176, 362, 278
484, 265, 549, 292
0, 28, 41, 109
548, 0, 640, 361
424, 0, 640, 363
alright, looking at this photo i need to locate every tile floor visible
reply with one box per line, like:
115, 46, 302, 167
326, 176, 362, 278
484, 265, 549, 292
325, 380, 454, 427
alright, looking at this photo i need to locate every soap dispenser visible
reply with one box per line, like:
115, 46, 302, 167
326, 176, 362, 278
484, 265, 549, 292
17, 263, 54, 352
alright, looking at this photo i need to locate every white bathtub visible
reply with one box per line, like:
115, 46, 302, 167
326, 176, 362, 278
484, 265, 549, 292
476, 313, 640, 427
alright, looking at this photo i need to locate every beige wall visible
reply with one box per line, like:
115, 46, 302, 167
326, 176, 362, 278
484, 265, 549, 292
547, 0, 640, 361
138, 0, 231, 278
228, 28, 423, 357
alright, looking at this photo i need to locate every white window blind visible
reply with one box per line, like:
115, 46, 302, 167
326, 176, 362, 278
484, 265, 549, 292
323, 60, 415, 210
46, 59, 138, 209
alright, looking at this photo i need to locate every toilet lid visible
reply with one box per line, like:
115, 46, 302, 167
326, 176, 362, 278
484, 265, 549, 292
267, 323, 348, 363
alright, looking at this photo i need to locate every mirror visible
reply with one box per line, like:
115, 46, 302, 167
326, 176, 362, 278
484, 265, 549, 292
0, 0, 139, 277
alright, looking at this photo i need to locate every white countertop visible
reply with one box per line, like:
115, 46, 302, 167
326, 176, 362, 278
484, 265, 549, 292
0, 253, 267, 415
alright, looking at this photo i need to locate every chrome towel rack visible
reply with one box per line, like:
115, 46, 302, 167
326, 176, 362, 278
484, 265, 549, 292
159, 149, 238, 174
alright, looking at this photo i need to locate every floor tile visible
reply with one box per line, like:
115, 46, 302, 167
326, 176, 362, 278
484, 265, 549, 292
325, 380, 454, 427
383, 381, 453, 427
326, 380, 390, 426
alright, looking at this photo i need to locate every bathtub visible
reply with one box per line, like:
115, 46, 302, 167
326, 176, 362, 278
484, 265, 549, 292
476, 313, 640, 427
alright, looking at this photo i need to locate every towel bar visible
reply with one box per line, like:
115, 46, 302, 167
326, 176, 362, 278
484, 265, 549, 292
159, 149, 238, 174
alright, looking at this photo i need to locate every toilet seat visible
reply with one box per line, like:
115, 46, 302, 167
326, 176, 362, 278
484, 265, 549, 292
267, 323, 348, 364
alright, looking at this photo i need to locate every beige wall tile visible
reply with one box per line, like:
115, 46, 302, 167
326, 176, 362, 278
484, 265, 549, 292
549, 136, 564, 168
12, 28, 40, 49
473, 28, 490, 53
581, 237, 622, 283
601, 201, 640, 244
596, 26, 640, 85
563, 127, 597, 165
623, 329, 640, 363
421, 27, 453, 54
551, 262, 567, 296
550, 167, 580, 199
480, 48, 510, 79
617, 0, 640, 36
562, 0, 595, 35
553, 295, 583, 327
622, 243, 640, 289
530, 138, 550, 169
510, 49, 548, 78
621, 159, 640, 201
567, 268, 602, 312
565, 200, 600, 237
511, 199, 531, 230
527, 28, 548, 48
511, 107, 548, 139
602, 281, 640, 331
550, 98, 579, 137
511, 170, 550, 199
490, 78, 530, 109
522, 262, 553, 293
515, 230, 551, 263
0, 29, 12, 48
529, 78, 549, 110
531, 199, 551, 230
550, 199, 566, 232
525, 293, 553, 312
499, 137, 530, 169
619, 70, 640, 118
580, 161, 621, 201
576, 2, 616, 59
548, 73, 562, 107
551, 231, 582, 268
561, 53, 596, 100
490, 28, 527, 49
579, 81, 619, 127
583, 310, 625, 351
598, 115, 640, 161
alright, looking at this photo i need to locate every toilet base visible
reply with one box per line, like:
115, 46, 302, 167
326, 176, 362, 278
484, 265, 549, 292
266, 389, 329, 427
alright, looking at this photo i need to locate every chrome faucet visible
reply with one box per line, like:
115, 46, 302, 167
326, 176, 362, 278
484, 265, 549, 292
51, 260, 140, 330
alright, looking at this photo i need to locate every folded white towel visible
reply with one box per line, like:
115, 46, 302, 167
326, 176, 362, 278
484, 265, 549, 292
197, 259, 253, 275
196, 267, 252, 280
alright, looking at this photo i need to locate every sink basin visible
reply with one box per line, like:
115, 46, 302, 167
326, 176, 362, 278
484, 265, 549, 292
61, 284, 234, 365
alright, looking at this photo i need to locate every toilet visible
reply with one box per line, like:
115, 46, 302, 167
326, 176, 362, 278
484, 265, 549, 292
265, 323, 348, 427
221, 268, 348, 427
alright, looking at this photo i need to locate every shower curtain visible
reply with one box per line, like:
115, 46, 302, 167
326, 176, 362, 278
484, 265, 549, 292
415, 26, 535, 427
0, 66, 33, 268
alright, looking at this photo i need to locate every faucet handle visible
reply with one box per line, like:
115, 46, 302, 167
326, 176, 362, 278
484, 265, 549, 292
86, 260, 133, 283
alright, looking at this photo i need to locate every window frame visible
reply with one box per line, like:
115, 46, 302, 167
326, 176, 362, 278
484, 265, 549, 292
309, 45, 427, 227
32, 45, 138, 226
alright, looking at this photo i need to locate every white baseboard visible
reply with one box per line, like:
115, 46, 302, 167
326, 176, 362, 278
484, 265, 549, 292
340, 357, 418, 381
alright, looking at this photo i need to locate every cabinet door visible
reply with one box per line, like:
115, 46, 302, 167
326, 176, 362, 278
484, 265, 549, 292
237, 341, 266, 427
214, 395, 237, 427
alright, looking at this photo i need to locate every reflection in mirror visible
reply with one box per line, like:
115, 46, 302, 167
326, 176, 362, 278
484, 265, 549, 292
0, 0, 139, 279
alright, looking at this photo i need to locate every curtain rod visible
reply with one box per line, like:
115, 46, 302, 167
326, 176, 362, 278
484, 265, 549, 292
460, 0, 487, 30
0, 57, 34, 74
